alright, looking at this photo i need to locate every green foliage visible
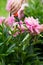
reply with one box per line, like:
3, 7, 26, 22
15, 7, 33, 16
0, 23, 43, 65
24, 0, 43, 23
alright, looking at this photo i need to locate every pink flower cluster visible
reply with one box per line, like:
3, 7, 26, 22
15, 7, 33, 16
0, 0, 43, 37
5, 16, 42, 35
24, 17, 40, 34
0, 15, 42, 36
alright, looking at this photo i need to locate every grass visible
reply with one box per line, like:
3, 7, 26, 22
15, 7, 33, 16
0, 0, 8, 17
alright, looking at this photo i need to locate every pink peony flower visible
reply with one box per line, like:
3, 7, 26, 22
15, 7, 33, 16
0, 17, 5, 25
25, 17, 40, 34
5, 15, 15, 26
18, 3, 28, 19
6, 0, 14, 11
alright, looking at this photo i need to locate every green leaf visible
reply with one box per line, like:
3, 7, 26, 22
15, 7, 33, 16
22, 34, 29, 43
6, 44, 15, 54
25, 62, 31, 65
0, 43, 3, 46
1, 58, 5, 65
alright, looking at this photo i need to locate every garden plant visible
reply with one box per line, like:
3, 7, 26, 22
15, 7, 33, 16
0, 0, 43, 65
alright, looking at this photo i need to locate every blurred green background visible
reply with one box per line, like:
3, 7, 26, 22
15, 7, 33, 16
0, 0, 8, 17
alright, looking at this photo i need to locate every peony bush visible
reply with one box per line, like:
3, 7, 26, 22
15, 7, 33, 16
0, 0, 43, 65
